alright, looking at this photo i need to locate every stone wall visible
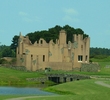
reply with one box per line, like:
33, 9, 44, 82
80, 63, 100, 72
26, 77, 47, 82
26, 74, 90, 84
47, 74, 90, 83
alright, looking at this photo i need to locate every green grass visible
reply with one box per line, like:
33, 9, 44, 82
98, 62, 110, 75
89, 56, 110, 76
0, 58, 110, 100
0, 66, 45, 85
0, 95, 30, 100
24, 79, 110, 100
90, 56, 110, 62
0, 60, 110, 85
25, 59, 110, 100
44, 79, 110, 95
103, 80, 110, 85
25, 94, 110, 100
1, 79, 110, 100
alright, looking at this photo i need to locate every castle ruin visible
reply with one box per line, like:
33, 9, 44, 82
16, 30, 90, 71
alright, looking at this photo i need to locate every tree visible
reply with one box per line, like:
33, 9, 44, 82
10, 35, 19, 52
1, 46, 15, 57
10, 25, 89, 57
25, 25, 89, 44
63, 25, 75, 43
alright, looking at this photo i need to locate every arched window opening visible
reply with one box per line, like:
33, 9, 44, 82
40, 40, 43, 44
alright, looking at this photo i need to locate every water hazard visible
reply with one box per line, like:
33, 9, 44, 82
0, 86, 54, 95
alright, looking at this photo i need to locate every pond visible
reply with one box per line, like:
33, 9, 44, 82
0, 86, 54, 95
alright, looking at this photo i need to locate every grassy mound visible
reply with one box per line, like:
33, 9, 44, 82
24, 79, 110, 100
0, 66, 45, 86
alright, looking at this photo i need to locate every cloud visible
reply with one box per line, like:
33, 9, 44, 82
0, 29, 5, 33
19, 11, 40, 23
64, 8, 78, 15
35, 16, 41, 22
62, 8, 79, 22
19, 11, 28, 16
106, 29, 110, 35
22, 17, 41, 23
63, 15, 79, 22
23, 17, 33, 22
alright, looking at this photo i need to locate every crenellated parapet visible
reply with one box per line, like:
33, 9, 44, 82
16, 30, 90, 71
33, 38, 48, 47
73, 34, 89, 42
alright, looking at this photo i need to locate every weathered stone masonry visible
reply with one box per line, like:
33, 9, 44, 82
16, 30, 90, 71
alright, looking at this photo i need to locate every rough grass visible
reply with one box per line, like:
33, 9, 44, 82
90, 56, 110, 62
0, 66, 45, 85
0, 60, 110, 85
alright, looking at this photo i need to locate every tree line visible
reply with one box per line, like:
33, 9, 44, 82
90, 47, 110, 59
10, 25, 88, 52
0, 25, 110, 59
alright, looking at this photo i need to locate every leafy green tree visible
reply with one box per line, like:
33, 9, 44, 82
63, 25, 75, 43
26, 25, 88, 44
1, 47, 15, 57
10, 25, 89, 57
10, 35, 19, 52
0, 44, 16, 58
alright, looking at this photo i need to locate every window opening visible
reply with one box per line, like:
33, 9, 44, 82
31, 55, 33, 60
41, 40, 43, 44
43, 55, 45, 62
78, 55, 83, 62
85, 55, 88, 61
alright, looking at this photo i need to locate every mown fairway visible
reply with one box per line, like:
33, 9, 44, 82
24, 78, 110, 100
0, 79, 110, 100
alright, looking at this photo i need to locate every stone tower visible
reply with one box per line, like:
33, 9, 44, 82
59, 30, 66, 46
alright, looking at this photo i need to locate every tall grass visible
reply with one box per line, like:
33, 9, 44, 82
0, 66, 45, 85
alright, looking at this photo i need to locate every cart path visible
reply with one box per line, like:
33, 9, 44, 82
95, 81, 110, 88
5, 95, 59, 100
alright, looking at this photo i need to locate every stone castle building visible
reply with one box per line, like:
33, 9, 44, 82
16, 30, 90, 71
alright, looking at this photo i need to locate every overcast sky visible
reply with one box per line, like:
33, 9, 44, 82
0, 0, 110, 48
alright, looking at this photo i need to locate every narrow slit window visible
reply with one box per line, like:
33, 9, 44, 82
85, 55, 88, 61
41, 40, 43, 44
31, 55, 33, 60
43, 55, 45, 62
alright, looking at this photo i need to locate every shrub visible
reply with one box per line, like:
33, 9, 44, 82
94, 55, 108, 59
0, 58, 8, 64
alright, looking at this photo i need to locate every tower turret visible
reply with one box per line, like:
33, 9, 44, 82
59, 30, 66, 46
